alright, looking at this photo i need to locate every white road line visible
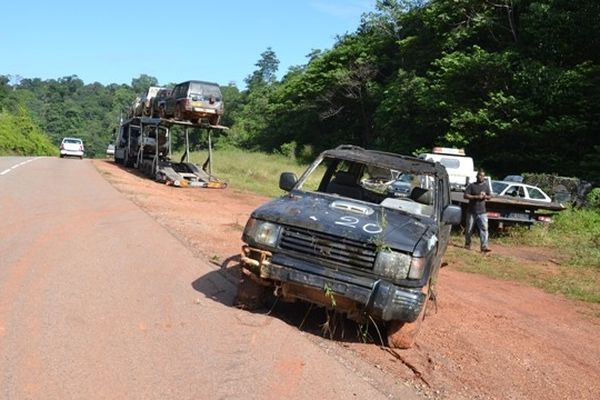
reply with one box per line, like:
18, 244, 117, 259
0, 157, 40, 176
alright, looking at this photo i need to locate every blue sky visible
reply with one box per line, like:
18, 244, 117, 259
1, 0, 376, 88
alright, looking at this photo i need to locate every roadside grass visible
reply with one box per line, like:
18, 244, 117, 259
494, 208, 600, 270
181, 148, 313, 197
449, 207, 600, 304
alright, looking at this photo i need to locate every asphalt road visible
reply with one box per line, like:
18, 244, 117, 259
0, 157, 413, 400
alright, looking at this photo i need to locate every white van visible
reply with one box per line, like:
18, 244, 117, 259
418, 147, 477, 191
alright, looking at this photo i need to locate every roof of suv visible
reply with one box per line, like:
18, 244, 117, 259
176, 80, 220, 87
322, 145, 448, 177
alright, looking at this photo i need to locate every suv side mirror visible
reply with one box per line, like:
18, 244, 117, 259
442, 204, 462, 225
279, 172, 298, 192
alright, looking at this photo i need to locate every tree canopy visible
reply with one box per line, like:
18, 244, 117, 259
0, 0, 598, 181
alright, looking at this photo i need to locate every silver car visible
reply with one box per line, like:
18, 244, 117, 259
60, 137, 84, 159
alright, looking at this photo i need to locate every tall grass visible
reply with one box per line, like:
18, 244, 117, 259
497, 208, 600, 269
183, 148, 311, 197
485, 208, 600, 303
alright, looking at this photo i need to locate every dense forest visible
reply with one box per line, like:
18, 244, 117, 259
0, 0, 598, 181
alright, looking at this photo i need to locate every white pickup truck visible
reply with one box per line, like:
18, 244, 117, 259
418, 147, 476, 191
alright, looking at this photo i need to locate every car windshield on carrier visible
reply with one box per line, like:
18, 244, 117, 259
190, 82, 221, 99
295, 156, 436, 218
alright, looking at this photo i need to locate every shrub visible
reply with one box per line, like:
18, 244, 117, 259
587, 188, 600, 210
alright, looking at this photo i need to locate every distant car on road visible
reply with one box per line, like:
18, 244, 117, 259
60, 137, 84, 159
106, 143, 115, 157
491, 180, 552, 203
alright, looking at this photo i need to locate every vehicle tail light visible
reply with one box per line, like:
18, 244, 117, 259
80, 145, 84, 151
60, 144, 64, 150
487, 212, 501, 218
433, 147, 465, 156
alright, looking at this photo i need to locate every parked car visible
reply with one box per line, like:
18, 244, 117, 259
491, 180, 552, 202
60, 137, 84, 159
150, 88, 173, 118
128, 96, 142, 118
237, 145, 462, 349
503, 175, 524, 183
161, 80, 224, 125
387, 173, 414, 198
106, 143, 115, 157
138, 86, 164, 117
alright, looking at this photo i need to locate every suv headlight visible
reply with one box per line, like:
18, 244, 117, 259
408, 257, 426, 280
244, 219, 282, 248
374, 251, 427, 282
374, 251, 411, 282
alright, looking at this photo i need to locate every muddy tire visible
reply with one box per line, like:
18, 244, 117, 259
174, 105, 183, 121
387, 284, 430, 349
235, 275, 269, 311
159, 106, 166, 119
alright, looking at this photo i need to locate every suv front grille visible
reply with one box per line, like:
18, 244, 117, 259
279, 227, 377, 270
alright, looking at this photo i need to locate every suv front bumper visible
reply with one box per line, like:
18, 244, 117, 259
241, 246, 427, 323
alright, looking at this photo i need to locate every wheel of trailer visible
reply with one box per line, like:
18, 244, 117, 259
123, 149, 130, 167
151, 156, 158, 179
387, 281, 430, 349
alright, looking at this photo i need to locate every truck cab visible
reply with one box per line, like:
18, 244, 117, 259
419, 147, 477, 191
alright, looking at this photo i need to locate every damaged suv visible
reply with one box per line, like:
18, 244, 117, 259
238, 145, 461, 348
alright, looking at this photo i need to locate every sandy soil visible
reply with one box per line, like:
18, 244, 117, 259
94, 159, 600, 400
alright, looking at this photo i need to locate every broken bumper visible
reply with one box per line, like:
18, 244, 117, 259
241, 246, 427, 322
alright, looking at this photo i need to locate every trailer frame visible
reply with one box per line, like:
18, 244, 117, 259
114, 116, 228, 188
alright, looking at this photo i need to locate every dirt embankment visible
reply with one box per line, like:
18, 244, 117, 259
95, 159, 600, 400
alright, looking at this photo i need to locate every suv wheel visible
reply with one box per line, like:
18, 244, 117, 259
387, 282, 430, 349
174, 105, 183, 121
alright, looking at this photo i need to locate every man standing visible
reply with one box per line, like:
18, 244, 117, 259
464, 170, 492, 252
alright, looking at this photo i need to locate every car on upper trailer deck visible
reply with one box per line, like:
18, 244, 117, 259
160, 80, 223, 125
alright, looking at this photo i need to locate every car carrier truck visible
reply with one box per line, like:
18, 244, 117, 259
114, 116, 227, 188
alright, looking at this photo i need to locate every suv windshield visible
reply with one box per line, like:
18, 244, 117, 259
297, 156, 436, 217
189, 83, 222, 100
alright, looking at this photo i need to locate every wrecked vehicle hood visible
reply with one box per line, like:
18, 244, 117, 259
251, 192, 435, 254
